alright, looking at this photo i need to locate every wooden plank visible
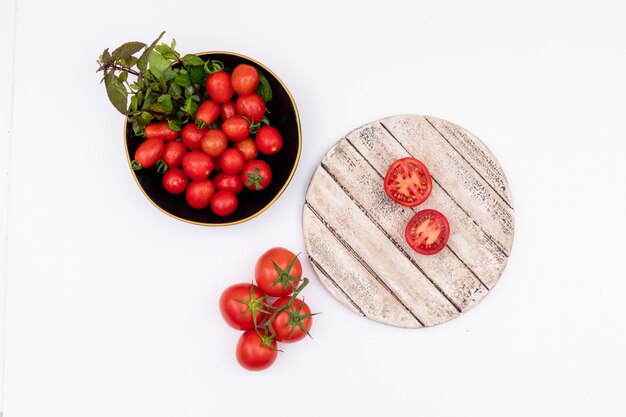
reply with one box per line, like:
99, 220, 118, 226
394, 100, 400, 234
305, 166, 459, 327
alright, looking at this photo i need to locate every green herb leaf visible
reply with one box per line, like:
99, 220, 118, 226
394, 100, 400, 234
149, 102, 171, 114
169, 82, 182, 99
167, 120, 182, 131
130, 95, 138, 112
118, 71, 128, 83
174, 74, 191, 87
104, 72, 128, 114
182, 54, 205, 67
155, 44, 177, 60
148, 50, 171, 79
157, 94, 173, 112
102, 48, 113, 65
111, 41, 146, 61
181, 96, 199, 117
255, 72, 272, 102
188, 65, 207, 86
137, 31, 165, 72
140, 111, 154, 124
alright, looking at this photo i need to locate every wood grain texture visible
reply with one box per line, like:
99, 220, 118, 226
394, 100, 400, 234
303, 115, 514, 328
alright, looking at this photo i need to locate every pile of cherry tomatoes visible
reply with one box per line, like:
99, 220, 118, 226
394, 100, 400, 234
218, 248, 315, 371
384, 158, 451, 255
131, 63, 283, 217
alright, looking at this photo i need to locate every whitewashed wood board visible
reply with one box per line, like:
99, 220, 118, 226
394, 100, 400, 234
302, 115, 515, 328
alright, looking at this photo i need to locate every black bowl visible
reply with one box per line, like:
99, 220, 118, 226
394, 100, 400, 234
124, 52, 301, 226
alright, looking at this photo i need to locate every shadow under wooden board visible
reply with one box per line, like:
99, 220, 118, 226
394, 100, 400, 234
302, 115, 514, 328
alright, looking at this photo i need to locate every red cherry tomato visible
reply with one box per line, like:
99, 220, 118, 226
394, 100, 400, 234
219, 283, 267, 330
233, 138, 258, 161
181, 123, 207, 151
220, 101, 237, 121
254, 247, 302, 297
222, 115, 250, 142
405, 209, 450, 255
211, 190, 238, 217
384, 157, 432, 207
200, 129, 228, 158
214, 172, 244, 194
144, 121, 179, 141
236, 330, 277, 372
231, 64, 260, 95
133, 138, 164, 169
182, 151, 213, 181
235, 93, 265, 123
206, 71, 234, 104
242, 160, 272, 190
162, 168, 189, 194
219, 148, 245, 175
255, 126, 283, 155
162, 141, 187, 168
196, 100, 220, 126
185, 179, 215, 209
270, 297, 313, 343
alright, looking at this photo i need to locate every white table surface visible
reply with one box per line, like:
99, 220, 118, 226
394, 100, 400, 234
2, 1, 626, 416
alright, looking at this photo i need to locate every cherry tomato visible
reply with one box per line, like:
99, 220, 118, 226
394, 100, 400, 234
214, 172, 244, 194
219, 283, 267, 330
384, 157, 432, 207
144, 121, 179, 141
254, 247, 302, 297
220, 148, 245, 175
236, 330, 277, 372
255, 126, 283, 155
200, 129, 228, 158
162, 168, 189, 195
405, 209, 450, 255
270, 297, 313, 343
133, 138, 164, 169
242, 160, 272, 190
233, 138, 258, 161
162, 141, 187, 168
185, 179, 215, 209
235, 93, 265, 123
196, 100, 220, 127
220, 101, 237, 121
211, 190, 238, 217
181, 123, 207, 151
206, 71, 234, 104
222, 115, 250, 142
231, 64, 259, 95
182, 151, 213, 181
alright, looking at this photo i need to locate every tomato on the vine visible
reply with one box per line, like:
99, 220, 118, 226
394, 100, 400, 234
144, 121, 179, 141
222, 115, 250, 142
405, 209, 450, 255
384, 157, 432, 207
236, 330, 277, 372
200, 129, 228, 158
162, 168, 189, 195
254, 247, 302, 297
231, 64, 259, 95
242, 160, 272, 190
162, 141, 187, 168
214, 172, 244, 194
206, 70, 234, 104
233, 138, 258, 161
133, 138, 164, 169
236, 93, 265, 123
219, 283, 267, 330
196, 100, 220, 127
211, 190, 238, 217
182, 151, 213, 181
181, 123, 207, 151
255, 126, 283, 155
185, 179, 215, 209
220, 148, 245, 175
270, 297, 313, 343
220, 101, 236, 121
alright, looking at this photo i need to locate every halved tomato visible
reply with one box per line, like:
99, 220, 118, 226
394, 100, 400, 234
384, 157, 432, 207
405, 209, 450, 255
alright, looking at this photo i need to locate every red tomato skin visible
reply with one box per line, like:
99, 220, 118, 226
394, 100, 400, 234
222, 116, 250, 142
231, 64, 260, 95
220, 148, 245, 175
235, 93, 266, 123
214, 172, 244, 194
206, 71, 234, 104
220, 101, 237, 121
162, 168, 189, 194
405, 209, 450, 255
233, 138, 258, 161
211, 190, 238, 217
236, 330, 277, 372
270, 297, 313, 343
181, 123, 207, 151
162, 141, 187, 168
185, 180, 215, 209
219, 283, 267, 330
255, 126, 283, 155
182, 151, 213, 181
200, 129, 228, 158
254, 247, 302, 297
144, 121, 179, 141
196, 100, 220, 126
134, 139, 165, 169
384, 157, 432, 207
241, 160, 272, 190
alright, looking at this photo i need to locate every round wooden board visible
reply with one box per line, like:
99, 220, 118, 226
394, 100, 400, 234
302, 115, 515, 328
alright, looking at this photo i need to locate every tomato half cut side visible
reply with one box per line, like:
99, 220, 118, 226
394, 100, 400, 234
405, 209, 450, 255
384, 157, 432, 207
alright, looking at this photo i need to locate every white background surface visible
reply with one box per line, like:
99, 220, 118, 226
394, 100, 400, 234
2, 0, 626, 416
